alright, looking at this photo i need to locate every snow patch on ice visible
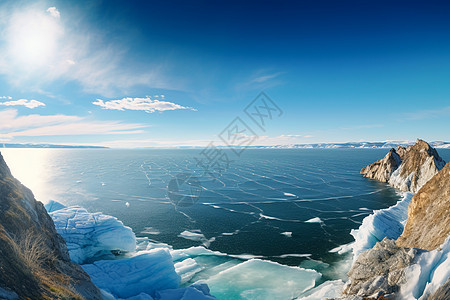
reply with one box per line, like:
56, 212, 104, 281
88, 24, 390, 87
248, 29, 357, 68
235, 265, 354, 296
283, 192, 296, 197
305, 217, 323, 223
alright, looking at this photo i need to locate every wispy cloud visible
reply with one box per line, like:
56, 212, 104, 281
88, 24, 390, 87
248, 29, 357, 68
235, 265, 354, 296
93, 97, 196, 113
0, 109, 147, 140
402, 106, 450, 120
0, 99, 45, 109
250, 72, 283, 84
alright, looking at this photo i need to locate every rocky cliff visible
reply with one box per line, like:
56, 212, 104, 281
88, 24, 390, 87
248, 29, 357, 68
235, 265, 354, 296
360, 148, 402, 182
343, 140, 450, 299
0, 152, 102, 299
361, 139, 446, 193
396, 162, 450, 250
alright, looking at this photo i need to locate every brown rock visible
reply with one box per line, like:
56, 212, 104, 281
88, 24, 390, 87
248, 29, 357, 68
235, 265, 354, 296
360, 148, 402, 183
396, 162, 450, 250
396, 146, 407, 161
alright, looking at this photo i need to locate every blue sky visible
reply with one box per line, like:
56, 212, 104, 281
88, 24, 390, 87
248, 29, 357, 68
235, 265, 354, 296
0, 0, 449, 147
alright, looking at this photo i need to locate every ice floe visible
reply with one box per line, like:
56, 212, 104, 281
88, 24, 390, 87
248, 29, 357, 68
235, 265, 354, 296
178, 230, 215, 248
206, 259, 321, 299
46, 202, 136, 264
82, 249, 180, 298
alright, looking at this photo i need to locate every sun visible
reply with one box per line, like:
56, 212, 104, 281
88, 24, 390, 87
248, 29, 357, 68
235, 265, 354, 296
6, 8, 62, 68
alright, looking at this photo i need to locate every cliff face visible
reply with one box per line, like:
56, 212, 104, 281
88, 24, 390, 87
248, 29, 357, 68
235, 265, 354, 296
0, 152, 102, 299
361, 139, 446, 193
396, 162, 450, 250
360, 148, 402, 182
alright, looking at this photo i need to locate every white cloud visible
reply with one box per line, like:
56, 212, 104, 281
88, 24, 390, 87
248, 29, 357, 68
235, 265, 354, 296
46, 7, 60, 19
0, 99, 45, 109
93, 97, 196, 113
0, 109, 147, 139
0, 96, 13, 99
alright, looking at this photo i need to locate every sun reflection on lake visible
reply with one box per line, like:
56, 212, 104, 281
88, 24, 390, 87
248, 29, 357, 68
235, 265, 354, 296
1, 148, 54, 203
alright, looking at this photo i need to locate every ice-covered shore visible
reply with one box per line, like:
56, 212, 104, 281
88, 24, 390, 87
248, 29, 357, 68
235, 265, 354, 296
46, 192, 449, 300
299, 192, 450, 300
46, 201, 322, 300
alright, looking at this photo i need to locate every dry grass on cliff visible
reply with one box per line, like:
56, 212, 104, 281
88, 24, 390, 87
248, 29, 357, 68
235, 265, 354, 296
11, 229, 49, 272
9, 229, 83, 300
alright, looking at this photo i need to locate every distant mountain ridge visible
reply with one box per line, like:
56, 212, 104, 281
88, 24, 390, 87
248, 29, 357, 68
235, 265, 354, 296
259, 141, 450, 149
1, 143, 108, 149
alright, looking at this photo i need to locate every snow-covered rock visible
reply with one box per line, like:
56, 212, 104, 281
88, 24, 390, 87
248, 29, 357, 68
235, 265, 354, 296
361, 139, 446, 193
47, 203, 136, 264
400, 236, 450, 299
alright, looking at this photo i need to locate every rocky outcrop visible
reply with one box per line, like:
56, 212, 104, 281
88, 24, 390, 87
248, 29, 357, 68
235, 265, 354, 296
360, 148, 402, 182
361, 139, 446, 193
343, 238, 419, 298
396, 162, 450, 250
0, 152, 102, 299
345, 143, 450, 299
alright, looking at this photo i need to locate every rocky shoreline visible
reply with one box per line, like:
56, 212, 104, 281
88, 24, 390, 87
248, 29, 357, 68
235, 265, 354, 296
340, 140, 449, 299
